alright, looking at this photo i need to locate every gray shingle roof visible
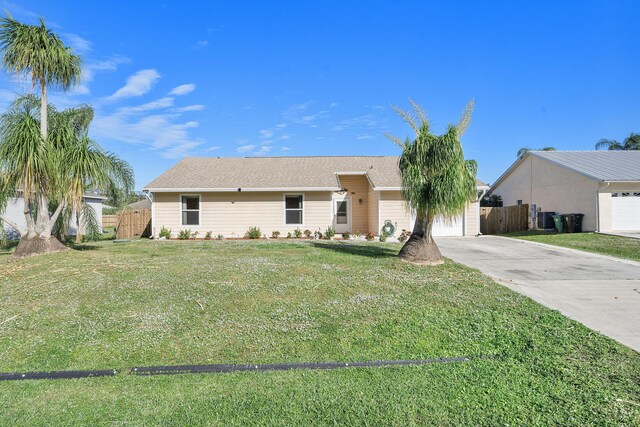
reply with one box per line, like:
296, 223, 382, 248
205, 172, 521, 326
144, 156, 404, 190
530, 151, 640, 181
145, 156, 489, 191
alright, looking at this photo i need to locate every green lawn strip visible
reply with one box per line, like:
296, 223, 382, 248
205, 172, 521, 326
0, 240, 638, 424
501, 231, 640, 262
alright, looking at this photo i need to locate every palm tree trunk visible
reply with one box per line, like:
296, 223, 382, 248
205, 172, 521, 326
75, 211, 83, 244
40, 82, 47, 140
13, 200, 69, 259
397, 216, 444, 265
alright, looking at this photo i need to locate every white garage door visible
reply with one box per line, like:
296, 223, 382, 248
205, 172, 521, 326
432, 215, 464, 236
409, 214, 464, 236
612, 192, 640, 231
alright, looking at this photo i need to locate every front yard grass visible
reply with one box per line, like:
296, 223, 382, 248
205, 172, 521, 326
502, 231, 640, 262
0, 240, 638, 425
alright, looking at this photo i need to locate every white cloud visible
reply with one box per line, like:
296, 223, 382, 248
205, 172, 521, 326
207, 146, 221, 152
330, 102, 339, 108
356, 134, 375, 140
169, 84, 196, 96
106, 69, 161, 101
279, 134, 291, 140
236, 144, 272, 156
193, 40, 209, 49
275, 123, 287, 128
259, 129, 273, 138
283, 101, 328, 125
237, 144, 256, 153
120, 97, 175, 113
331, 114, 378, 131
176, 104, 205, 112
63, 33, 92, 53
280, 146, 290, 151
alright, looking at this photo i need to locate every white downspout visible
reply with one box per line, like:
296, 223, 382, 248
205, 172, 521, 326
143, 191, 155, 238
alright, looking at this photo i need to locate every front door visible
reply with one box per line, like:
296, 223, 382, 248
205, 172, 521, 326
333, 198, 351, 233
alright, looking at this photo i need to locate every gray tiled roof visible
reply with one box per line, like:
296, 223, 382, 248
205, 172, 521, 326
530, 151, 640, 181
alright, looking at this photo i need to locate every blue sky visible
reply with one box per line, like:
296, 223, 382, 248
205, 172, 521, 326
1, 1, 639, 189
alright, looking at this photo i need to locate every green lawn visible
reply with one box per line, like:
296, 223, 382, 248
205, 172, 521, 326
0, 240, 638, 425
502, 231, 640, 262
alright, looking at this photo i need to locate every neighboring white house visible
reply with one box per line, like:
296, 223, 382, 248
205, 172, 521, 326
488, 151, 640, 232
144, 156, 487, 238
1, 194, 106, 240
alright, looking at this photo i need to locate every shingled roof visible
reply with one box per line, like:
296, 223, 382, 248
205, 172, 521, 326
144, 156, 488, 192
144, 156, 404, 191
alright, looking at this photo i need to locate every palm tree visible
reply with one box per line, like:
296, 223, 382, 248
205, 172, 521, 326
0, 16, 81, 140
387, 99, 477, 265
595, 133, 640, 151
516, 146, 556, 157
0, 95, 134, 257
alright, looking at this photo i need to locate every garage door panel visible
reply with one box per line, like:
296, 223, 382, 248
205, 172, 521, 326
612, 193, 640, 231
432, 215, 464, 236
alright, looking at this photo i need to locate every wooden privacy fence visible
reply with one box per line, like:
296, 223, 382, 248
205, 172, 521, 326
480, 204, 529, 235
102, 215, 117, 227
115, 209, 152, 239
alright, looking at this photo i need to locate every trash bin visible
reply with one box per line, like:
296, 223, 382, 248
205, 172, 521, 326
562, 214, 575, 233
552, 214, 564, 233
537, 211, 556, 229
572, 213, 584, 233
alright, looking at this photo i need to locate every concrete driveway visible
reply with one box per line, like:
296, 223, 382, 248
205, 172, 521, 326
437, 236, 640, 353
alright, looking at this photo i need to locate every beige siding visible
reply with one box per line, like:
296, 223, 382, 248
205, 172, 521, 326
153, 191, 332, 238
379, 191, 412, 236
491, 156, 601, 231
368, 189, 379, 234
464, 201, 480, 236
337, 175, 371, 234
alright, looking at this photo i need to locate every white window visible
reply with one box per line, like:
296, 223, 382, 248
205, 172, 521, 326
181, 195, 200, 226
285, 195, 304, 225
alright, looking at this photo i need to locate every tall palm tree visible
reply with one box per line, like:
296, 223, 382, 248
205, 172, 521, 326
0, 95, 134, 257
595, 133, 640, 151
0, 16, 81, 255
387, 99, 477, 265
516, 146, 556, 157
0, 16, 81, 140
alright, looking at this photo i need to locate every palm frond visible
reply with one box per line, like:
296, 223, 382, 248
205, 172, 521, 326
456, 99, 474, 137
390, 104, 419, 136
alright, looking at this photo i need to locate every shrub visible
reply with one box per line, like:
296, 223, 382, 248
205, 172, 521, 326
102, 206, 118, 215
379, 233, 387, 242
353, 231, 362, 239
204, 231, 212, 240
271, 231, 281, 239
178, 229, 193, 240
216, 234, 225, 240
287, 232, 292, 239
294, 228, 303, 238
303, 229, 312, 238
366, 232, 375, 241
245, 226, 262, 239
341, 232, 351, 240
314, 229, 323, 239
325, 227, 335, 239
159, 226, 171, 239
398, 229, 412, 243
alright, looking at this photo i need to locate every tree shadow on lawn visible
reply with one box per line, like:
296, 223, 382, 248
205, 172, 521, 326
310, 241, 399, 259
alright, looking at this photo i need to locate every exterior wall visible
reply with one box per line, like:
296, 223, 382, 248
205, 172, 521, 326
152, 191, 333, 238
367, 188, 379, 235
597, 182, 640, 232
336, 175, 371, 234
1, 196, 103, 239
464, 201, 480, 236
379, 191, 412, 236
491, 156, 601, 231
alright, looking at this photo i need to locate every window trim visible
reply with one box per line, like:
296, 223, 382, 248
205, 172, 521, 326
283, 193, 305, 226
179, 194, 201, 227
